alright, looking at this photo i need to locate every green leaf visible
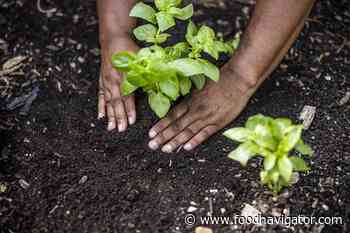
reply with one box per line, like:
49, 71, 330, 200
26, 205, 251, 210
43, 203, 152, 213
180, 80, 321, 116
197, 26, 215, 44
129, 2, 157, 24
198, 59, 220, 81
179, 76, 192, 95
263, 153, 277, 171
290, 156, 310, 172
214, 41, 231, 53
223, 127, 252, 142
170, 4, 193, 20
245, 114, 271, 131
159, 77, 179, 101
271, 118, 292, 140
190, 75, 206, 90
156, 12, 176, 32
278, 125, 303, 152
111, 51, 136, 71
295, 140, 314, 156
260, 171, 269, 184
126, 71, 148, 87
204, 43, 219, 60
169, 58, 203, 76
155, 33, 171, 44
169, 58, 219, 81
186, 21, 198, 45
149, 92, 171, 118
252, 124, 277, 151
133, 24, 157, 43
269, 168, 280, 184
228, 141, 257, 166
155, 0, 182, 11
166, 42, 189, 59
225, 33, 241, 53
277, 156, 293, 182
121, 78, 138, 96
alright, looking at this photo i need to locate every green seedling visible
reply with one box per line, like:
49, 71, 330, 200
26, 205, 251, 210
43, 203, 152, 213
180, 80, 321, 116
223, 114, 314, 195
112, 0, 240, 118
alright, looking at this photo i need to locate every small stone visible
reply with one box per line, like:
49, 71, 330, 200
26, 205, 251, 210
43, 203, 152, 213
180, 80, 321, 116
187, 206, 198, 212
78, 175, 88, 184
195, 227, 213, 233
299, 105, 316, 129
241, 204, 261, 219
322, 204, 329, 211
324, 74, 331, 81
73, 14, 79, 23
280, 64, 288, 69
0, 183, 7, 193
76, 44, 82, 50
19, 179, 30, 189
70, 62, 76, 69
209, 189, 218, 194
338, 92, 350, 106
77, 56, 85, 63
190, 201, 198, 206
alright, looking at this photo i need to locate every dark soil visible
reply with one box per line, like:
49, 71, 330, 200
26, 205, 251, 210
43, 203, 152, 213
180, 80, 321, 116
1, 0, 349, 233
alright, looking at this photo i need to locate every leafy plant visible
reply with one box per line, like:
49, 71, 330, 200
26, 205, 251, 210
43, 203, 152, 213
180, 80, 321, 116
112, 0, 240, 118
223, 114, 314, 195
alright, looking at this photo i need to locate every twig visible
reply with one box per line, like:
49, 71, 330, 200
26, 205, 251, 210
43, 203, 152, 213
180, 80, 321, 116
337, 39, 350, 54
37, 0, 57, 14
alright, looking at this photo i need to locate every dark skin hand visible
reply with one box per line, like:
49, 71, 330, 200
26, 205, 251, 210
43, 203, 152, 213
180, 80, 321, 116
97, 0, 138, 132
148, 0, 315, 152
97, 0, 315, 152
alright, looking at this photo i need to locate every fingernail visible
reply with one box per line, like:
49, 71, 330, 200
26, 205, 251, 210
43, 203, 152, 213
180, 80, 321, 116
98, 113, 104, 119
149, 130, 157, 138
118, 123, 126, 132
148, 141, 159, 150
184, 143, 192, 151
162, 145, 172, 153
107, 122, 115, 131
128, 116, 136, 125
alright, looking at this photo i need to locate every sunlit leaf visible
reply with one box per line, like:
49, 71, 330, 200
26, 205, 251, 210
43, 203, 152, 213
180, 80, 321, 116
129, 2, 157, 24
156, 12, 175, 32
111, 51, 136, 71
277, 156, 293, 182
133, 24, 158, 42
228, 141, 257, 166
149, 92, 171, 118
223, 127, 252, 142
290, 156, 310, 172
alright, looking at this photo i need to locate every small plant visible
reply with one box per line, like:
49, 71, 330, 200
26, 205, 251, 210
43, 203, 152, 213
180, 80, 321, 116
223, 114, 314, 195
111, 0, 240, 118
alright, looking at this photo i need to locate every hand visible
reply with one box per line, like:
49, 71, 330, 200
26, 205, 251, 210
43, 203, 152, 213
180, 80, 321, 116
147, 65, 259, 153
98, 37, 139, 132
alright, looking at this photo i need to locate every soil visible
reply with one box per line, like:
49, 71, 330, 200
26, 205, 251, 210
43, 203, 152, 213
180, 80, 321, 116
0, 0, 349, 233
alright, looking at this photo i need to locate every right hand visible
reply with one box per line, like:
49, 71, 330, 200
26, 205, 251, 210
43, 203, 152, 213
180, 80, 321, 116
98, 37, 139, 132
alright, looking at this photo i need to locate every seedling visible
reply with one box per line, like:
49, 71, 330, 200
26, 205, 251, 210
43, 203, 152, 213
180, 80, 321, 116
112, 0, 240, 118
223, 114, 314, 195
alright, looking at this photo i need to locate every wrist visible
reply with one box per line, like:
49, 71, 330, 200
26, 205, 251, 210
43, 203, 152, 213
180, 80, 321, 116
99, 31, 130, 47
224, 59, 260, 93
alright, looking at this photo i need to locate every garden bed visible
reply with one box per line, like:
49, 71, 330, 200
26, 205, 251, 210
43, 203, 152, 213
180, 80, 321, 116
0, 0, 349, 232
